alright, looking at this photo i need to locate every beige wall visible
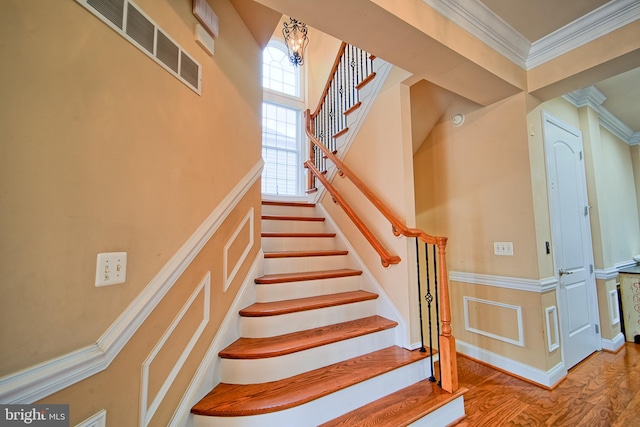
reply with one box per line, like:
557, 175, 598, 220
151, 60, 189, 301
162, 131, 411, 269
414, 92, 540, 278
0, 0, 263, 423
413, 89, 562, 372
599, 127, 640, 264
44, 183, 261, 426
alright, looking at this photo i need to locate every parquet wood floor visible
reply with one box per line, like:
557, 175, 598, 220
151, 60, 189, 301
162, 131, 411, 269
452, 343, 640, 426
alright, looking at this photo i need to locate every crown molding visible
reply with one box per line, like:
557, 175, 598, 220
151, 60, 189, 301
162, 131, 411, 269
563, 86, 636, 145
423, 0, 640, 70
421, 0, 529, 68
528, 0, 640, 68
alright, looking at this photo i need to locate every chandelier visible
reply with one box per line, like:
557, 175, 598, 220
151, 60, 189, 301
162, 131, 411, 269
282, 17, 309, 66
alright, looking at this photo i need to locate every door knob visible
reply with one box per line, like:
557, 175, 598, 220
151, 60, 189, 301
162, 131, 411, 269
559, 268, 573, 276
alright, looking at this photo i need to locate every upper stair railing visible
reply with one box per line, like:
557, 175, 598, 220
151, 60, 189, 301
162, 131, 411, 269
306, 42, 375, 193
303, 43, 458, 393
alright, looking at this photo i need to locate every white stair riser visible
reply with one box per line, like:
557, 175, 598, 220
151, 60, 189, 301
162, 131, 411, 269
264, 254, 351, 274
345, 106, 363, 128
408, 396, 465, 427
240, 300, 377, 338
220, 328, 396, 384
262, 205, 318, 217
261, 237, 339, 252
255, 275, 360, 302
193, 358, 430, 427
262, 219, 326, 234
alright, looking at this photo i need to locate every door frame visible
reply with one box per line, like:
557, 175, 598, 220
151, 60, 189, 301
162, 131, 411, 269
542, 110, 602, 369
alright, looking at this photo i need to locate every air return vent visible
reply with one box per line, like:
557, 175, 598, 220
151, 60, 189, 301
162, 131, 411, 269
157, 30, 179, 73
87, 0, 124, 29
125, 2, 154, 54
77, 0, 201, 94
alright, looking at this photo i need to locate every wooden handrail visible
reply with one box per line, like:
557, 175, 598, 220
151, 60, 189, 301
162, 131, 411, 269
305, 117, 441, 245
305, 160, 401, 268
304, 42, 457, 393
310, 42, 347, 119
306, 113, 458, 392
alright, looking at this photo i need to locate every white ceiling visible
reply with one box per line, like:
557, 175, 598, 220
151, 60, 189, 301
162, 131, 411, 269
425, 0, 640, 138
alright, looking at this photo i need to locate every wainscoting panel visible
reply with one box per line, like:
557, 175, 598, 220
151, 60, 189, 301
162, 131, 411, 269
463, 296, 524, 347
223, 208, 254, 292
140, 272, 211, 426
76, 409, 106, 427
545, 306, 560, 352
609, 289, 621, 326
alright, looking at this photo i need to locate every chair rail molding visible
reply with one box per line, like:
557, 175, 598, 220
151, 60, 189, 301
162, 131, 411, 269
450, 271, 557, 293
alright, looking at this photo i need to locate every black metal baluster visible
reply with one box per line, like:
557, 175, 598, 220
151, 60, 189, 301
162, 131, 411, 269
433, 244, 441, 386
424, 242, 436, 383
346, 47, 352, 110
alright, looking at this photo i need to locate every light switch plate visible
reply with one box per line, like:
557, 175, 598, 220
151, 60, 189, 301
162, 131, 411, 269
494, 242, 514, 256
95, 252, 127, 286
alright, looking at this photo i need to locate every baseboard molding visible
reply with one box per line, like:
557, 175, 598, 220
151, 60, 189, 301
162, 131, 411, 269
0, 161, 264, 404
602, 332, 626, 352
450, 271, 557, 293
169, 251, 262, 427
457, 340, 566, 388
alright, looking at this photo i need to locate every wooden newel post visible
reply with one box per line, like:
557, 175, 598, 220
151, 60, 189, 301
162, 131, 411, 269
304, 109, 315, 192
436, 236, 458, 392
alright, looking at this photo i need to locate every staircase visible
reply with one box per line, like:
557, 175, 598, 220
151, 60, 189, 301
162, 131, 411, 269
191, 200, 465, 426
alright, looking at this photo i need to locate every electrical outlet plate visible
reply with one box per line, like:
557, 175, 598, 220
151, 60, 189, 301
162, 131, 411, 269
494, 242, 514, 256
95, 252, 127, 286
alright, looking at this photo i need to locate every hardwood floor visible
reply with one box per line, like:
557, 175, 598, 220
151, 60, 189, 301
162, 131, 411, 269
452, 343, 640, 426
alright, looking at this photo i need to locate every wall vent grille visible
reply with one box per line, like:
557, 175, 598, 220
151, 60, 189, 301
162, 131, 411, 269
157, 30, 179, 73
87, 0, 124, 29
77, 0, 201, 94
125, 3, 154, 54
180, 52, 199, 89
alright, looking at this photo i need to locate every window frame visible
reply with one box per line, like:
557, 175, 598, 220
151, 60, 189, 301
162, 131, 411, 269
261, 39, 307, 197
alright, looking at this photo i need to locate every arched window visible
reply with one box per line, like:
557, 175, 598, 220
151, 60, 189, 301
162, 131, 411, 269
263, 42, 300, 97
261, 41, 305, 196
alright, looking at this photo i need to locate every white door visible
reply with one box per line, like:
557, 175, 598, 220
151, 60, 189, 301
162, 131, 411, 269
543, 112, 600, 370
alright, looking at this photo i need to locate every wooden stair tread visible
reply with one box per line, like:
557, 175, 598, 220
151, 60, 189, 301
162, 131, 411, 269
255, 268, 362, 284
262, 214, 325, 222
264, 250, 349, 258
191, 346, 428, 416
319, 380, 467, 427
262, 200, 315, 208
219, 315, 397, 359
262, 232, 336, 238
239, 290, 378, 317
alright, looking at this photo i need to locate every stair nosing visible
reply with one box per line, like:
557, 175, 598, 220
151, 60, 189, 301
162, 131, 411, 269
319, 380, 467, 427
239, 290, 377, 317
261, 232, 336, 238
255, 268, 362, 284
262, 200, 316, 208
191, 346, 428, 417
264, 250, 349, 259
219, 315, 397, 359
262, 215, 325, 222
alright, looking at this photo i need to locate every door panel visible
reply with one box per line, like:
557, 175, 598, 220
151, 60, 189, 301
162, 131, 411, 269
543, 112, 599, 370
